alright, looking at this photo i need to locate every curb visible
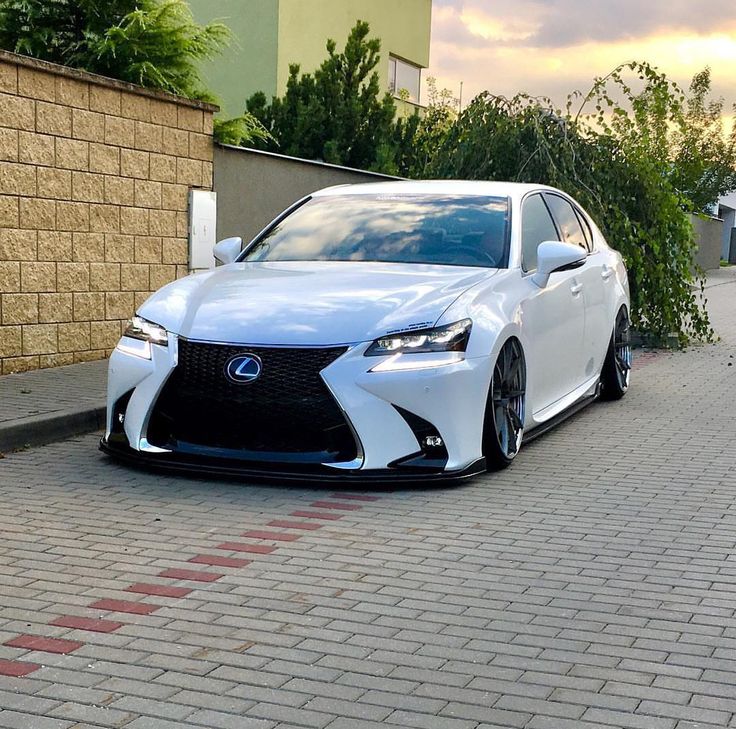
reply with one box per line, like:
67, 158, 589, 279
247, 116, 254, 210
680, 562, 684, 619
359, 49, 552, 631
0, 405, 106, 455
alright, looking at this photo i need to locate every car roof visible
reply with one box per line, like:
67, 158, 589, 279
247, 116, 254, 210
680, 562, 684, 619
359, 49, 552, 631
311, 180, 561, 200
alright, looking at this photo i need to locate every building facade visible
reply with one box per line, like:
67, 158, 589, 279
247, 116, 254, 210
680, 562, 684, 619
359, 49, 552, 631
189, 0, 432, 117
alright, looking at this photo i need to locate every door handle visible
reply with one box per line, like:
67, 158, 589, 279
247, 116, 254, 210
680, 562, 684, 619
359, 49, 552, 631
571, 283, 583, 295
601, 266, 613, 280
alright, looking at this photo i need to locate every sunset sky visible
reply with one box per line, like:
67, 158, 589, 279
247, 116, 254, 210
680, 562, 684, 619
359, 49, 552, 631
426, 0, 736, 127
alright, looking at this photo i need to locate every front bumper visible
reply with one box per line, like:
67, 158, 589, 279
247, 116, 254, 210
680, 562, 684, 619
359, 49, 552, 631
104, 335, 493, 481
100, 436, 486, 483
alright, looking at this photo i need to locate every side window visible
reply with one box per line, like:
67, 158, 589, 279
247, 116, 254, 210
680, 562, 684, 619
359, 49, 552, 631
544, 194, 588, 251
521, 194, 559, 272
574, 208, 594, 252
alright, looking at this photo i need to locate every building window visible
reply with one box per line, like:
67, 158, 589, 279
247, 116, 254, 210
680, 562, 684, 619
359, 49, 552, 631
388, 55, 421, 103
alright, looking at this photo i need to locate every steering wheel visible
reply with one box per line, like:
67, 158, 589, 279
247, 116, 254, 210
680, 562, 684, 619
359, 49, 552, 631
452, 245, 497, 266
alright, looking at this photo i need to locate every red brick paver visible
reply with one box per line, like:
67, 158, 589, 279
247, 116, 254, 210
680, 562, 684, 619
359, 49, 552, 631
310, 500, 362, 510
267, 519, 322, 530
157, 568, 224, 582
88, 599, 161, 615
126, 582, 193, 597
240, 529, 301, 541
4, 635, 83, 654
215, 542, 277, 554
290, 510, 343, 520
0, 659, 40, 677
188, 554, 252, 568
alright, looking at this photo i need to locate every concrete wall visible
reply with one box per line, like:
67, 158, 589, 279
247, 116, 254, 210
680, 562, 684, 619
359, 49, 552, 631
0, 50, 215, 374
690, 214, 723, 272
188, 0, 432, 117
214, 145, 397, 244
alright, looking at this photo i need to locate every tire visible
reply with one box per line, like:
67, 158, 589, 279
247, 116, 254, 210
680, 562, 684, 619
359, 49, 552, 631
482, 338, 526, 470
600, 306, 632, 401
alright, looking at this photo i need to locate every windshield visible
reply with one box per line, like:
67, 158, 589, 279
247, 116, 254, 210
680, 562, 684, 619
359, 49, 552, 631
240, 193, 511, 268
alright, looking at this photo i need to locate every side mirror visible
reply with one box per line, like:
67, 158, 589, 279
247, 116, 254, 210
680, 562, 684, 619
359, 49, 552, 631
532, 240, 586, 288
213, 237, 243, 265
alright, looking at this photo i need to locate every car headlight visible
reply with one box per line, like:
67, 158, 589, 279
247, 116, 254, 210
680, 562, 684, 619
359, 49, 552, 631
123, 316, 169, 346
365, 319, 472, 356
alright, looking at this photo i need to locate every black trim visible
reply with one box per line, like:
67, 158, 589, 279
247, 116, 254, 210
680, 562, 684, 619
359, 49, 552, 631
551, 257, 586, 273
391, 405, 449, 471
106, 389, 134, 448
236, 196, 313, 261
522, 390, 599, 444
99, 436, 486, 484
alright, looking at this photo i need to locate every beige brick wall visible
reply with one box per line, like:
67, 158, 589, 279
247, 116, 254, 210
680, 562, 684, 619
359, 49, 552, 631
0, 51, 215, 374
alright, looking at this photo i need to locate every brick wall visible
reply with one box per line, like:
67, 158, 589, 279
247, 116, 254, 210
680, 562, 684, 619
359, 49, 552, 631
0, 50, 215, 374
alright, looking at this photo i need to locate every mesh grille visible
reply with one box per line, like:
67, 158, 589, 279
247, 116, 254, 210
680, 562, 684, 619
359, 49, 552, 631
147, 339, 356, 462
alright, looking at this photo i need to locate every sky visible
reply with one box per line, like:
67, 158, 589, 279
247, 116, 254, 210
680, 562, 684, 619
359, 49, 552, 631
426, 0, 736, 128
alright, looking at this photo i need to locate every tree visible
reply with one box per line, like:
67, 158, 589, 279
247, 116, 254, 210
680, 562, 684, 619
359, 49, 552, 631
670, 69, 736, 212
247, 21, 397, 170
0, 0, 269, 143
395, 76, 457, 178
0, 0, 225, 100
423, 63, 718, 344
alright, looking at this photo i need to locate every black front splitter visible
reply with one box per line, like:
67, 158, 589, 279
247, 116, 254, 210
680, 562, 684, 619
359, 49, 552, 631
99, 438, 487, 486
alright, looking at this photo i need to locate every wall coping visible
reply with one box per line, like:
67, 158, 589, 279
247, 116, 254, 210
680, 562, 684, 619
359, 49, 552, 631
216, 143, 403, 180
0, 48, 218, 112
690, 212, 723, 223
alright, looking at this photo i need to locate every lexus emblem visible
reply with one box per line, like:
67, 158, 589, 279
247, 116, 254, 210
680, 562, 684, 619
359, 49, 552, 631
225, 354, 262, 384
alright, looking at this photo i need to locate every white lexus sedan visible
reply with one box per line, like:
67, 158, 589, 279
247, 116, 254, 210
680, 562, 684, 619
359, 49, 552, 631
101, 181, 631, 482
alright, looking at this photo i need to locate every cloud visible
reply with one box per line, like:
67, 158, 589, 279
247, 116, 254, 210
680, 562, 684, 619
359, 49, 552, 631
424, 0, 736, 125
436, 0, 736, 48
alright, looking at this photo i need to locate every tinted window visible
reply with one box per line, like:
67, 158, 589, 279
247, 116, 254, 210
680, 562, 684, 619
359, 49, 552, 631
241, 194, 511, 268
544, 194, 588, 251
521, 194, 558, 272
574, 208, 594, 252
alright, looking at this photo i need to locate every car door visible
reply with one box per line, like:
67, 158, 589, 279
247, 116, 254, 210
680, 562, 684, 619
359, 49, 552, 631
544, 193, 609, 380
572, 206, 613, 375
518, 193, 585, 413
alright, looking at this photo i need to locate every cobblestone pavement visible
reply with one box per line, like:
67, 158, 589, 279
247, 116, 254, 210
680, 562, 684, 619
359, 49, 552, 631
0, 270, 734, 729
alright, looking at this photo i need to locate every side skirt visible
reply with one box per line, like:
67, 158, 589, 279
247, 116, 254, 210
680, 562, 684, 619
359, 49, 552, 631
522, 390, 599, 445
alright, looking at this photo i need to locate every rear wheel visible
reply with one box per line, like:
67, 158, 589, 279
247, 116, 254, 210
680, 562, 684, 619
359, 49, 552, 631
483, 338, 526, 470
600, 306, 632, 400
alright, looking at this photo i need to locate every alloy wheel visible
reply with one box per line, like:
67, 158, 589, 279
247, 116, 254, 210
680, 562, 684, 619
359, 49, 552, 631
613, 307, 632, 391
491, 338, 526, 459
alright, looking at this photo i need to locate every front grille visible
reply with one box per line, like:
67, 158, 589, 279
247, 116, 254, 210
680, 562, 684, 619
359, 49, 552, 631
147, 339, 357, 463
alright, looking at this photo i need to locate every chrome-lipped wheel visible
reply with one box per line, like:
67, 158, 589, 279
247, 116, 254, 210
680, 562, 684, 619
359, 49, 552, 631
484, 338, 526, 468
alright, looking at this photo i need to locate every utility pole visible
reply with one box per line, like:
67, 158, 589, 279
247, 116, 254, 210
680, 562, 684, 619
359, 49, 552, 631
459, 81, 464, 113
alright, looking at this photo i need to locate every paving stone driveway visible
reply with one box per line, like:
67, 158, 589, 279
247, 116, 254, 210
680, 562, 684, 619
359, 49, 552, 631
0, 270, 735, 729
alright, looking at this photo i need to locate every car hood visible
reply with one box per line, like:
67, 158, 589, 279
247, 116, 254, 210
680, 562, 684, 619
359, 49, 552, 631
138, 261, 496, 346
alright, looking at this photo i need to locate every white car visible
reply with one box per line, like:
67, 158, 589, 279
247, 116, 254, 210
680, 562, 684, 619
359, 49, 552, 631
101, 181, 631, 481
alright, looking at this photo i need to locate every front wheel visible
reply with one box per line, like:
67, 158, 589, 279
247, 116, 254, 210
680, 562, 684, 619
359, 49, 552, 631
600, 306, 632, 400
483, 338, 526, 470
